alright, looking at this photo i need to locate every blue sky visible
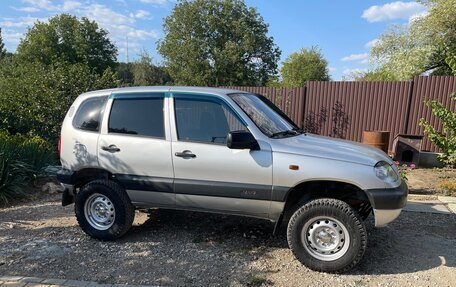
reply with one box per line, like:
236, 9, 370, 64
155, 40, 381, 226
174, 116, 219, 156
0, 0, 428, 80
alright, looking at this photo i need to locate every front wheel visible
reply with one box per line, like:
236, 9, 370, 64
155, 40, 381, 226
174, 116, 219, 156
287, 198, 367, 273
75, 179, 135, 240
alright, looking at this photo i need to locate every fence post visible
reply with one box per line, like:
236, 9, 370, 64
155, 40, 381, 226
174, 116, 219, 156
403, 77, 416, 134
300, 86, 307, 128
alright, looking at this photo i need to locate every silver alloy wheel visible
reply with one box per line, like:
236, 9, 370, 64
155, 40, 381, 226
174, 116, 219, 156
84, 193, 116, 230
301, 216, 350, 261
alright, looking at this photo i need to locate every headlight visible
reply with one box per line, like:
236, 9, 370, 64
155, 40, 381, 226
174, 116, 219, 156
374, 161, 399, 183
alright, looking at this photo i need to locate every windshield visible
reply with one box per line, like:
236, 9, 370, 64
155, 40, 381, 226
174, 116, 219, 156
230, 93, 299, 137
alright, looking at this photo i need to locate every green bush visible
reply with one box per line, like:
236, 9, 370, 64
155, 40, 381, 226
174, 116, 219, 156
0, 155, 34, 205
0, 59, 118, 144
0, 133, 54, 205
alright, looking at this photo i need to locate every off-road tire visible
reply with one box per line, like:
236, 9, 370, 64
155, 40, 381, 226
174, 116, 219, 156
75, 179, 135, 240
287, 198, 367, 273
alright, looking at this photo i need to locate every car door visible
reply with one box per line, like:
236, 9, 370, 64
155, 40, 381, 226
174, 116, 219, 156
170, 93, 273, 218
98, 92, 175, 207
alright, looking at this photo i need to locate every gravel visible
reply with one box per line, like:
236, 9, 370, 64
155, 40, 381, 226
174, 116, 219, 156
0, 193, 455, 287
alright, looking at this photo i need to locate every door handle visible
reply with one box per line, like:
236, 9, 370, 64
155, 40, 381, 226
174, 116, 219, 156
101, 144, 121, 152
174, 150, 196, 158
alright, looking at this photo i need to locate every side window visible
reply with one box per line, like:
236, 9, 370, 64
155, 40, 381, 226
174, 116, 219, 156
174, 96, 247, 144
73, 96, 107, 132
108, 96, 165, 138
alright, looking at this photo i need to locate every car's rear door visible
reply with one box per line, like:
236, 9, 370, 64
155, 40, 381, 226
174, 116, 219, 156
170, 93, 273, 219
98, 92, 175, 207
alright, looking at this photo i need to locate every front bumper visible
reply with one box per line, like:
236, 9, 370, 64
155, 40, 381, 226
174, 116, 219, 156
365, 181, 408, 227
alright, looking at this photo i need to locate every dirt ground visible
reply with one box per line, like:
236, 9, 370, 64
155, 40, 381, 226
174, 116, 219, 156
0, 190, 455, 287
407, 168, 456, 195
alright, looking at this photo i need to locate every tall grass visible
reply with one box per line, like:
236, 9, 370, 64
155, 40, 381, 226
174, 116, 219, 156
0, 132, 54, 205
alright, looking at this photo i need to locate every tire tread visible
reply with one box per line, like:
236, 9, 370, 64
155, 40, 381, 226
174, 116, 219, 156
75, 179, 134, 240
287, 198, 367, 273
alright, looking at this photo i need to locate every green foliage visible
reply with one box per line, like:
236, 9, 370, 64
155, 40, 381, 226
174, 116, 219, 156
0, 57, 118, 143
0, 155, 34, 205
0, 133, 53, 174
16, 14, 117, 74
0, 28, 6, 59
117, 62, 135, 86
132, 50, 172, 86
419, 55, 456, 167
281, 46, 330, 87
363, 0, 456, 80
116, 52, 172, 87
0, 132, 53, 205
158, 0, 281, 86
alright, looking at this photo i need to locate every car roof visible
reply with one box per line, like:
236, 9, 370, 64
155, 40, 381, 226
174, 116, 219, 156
76, 86, 249, 101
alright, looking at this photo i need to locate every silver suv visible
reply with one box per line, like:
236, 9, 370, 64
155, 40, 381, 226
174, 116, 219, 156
58, 86, 407, 273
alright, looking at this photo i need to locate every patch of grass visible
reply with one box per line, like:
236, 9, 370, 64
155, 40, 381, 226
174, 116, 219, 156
437, 180, 456, 196
247, 276, 269, 287
97, 275, 116, 284
0, 132, 54, 205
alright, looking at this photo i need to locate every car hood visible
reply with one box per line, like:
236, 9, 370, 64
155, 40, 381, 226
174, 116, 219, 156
270, 133, 392, 166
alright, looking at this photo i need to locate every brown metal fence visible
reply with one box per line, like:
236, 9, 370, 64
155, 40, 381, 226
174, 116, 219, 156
223, 76, 456, 153
407, 76, 456, 151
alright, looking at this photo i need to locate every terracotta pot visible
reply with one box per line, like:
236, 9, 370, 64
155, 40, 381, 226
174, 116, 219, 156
362, 131, 390, 153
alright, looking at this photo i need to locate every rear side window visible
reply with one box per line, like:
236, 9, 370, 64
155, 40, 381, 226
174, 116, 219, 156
73, 96, 107, 132
108, 96, 165, 138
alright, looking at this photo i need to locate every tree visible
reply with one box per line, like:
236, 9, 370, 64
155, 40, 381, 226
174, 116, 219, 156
363, 0, 456, 80
0, 28, 6, 59
157, 0, 281, 86
419, 56, 456, 167
16, 14, 117, 74
117, 62, 135, 87
0, 59, 118, 143
281, 46, 330, 87
132, 50, 172, 86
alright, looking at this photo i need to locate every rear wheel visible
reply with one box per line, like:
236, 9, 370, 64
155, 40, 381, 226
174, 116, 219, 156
75, 179, 134, 240
287, 198, 367, 273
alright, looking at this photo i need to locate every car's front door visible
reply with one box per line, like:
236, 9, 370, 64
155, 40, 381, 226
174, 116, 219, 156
170, 93, 273, 218
98, 93, 175, 207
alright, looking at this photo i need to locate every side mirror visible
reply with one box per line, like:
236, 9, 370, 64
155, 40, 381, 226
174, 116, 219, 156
227, 131, 260, 150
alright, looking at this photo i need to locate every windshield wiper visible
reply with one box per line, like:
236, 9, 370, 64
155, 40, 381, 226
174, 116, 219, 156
292, 127, 306, 134
270, 130, 299, 138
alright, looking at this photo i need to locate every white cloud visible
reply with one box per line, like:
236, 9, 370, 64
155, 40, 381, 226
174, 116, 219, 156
341, 53, 369, 64
84, 4, 134, 25
62, 1, 81, 11
362, 1, 427, 22
81, 4, 159, 40
328, 66, 337, 73
140, 0, 168, 4
22, 0, 54, 11
12, 6, 41, 12
2, 30, 23, 46
365, 38, 380, 49
132, 10, 152, 19
0, 16, 46, 28
2, 2, 160, 61
19, 0, 81, 12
